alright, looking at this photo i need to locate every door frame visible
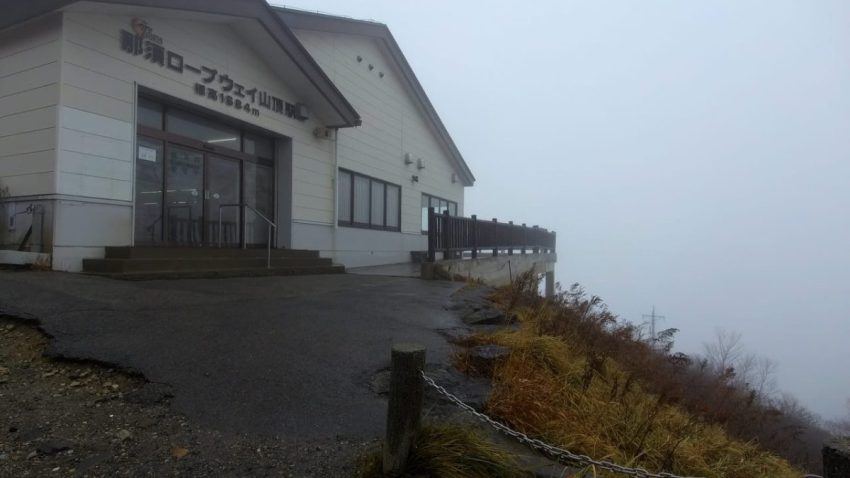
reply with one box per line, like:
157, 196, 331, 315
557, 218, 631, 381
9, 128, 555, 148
135, 125, 274, 247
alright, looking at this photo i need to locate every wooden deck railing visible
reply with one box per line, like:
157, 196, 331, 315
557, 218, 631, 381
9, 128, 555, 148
426, 207, 556, 262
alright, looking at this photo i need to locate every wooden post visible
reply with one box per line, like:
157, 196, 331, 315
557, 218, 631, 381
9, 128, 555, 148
491, 218, 498, 257
471, 214, 478, 259
383, 343, 426, 474
508, 221, 514, 255
442, 210, 451, 260
427, 207, 436, 262
521, 223, 527, 255
532, 225, 540, 254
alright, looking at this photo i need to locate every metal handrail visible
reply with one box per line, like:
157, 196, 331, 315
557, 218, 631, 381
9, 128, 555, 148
218, 203, 277, 269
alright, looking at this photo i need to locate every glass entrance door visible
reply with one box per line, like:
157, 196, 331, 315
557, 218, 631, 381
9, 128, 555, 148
205, 156, 241, 247
165, 146, 204, 245
133, 96, 276, 248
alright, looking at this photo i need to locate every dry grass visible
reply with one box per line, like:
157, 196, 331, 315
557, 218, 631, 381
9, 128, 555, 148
356, 424, 524, 478
455, 277, 803, 478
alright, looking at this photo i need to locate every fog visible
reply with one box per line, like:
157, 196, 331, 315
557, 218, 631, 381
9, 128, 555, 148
277, 0, 850, 420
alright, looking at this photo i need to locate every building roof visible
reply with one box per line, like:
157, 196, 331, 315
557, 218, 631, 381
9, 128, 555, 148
274, 7, 476, 186
2, 0, 362, 128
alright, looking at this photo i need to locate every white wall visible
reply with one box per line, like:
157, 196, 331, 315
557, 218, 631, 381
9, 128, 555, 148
2, 10, 471, 271
49, 10, 334, 270
0, 16, 62, 198
293, 28, 467, 265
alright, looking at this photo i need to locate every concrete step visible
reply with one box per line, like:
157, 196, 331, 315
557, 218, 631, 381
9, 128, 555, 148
83, 257, 334, 273
90, 265, 346, 281
104, 246, 320, 260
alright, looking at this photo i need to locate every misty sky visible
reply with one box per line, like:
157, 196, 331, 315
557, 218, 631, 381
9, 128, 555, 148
276, 0, 850, 420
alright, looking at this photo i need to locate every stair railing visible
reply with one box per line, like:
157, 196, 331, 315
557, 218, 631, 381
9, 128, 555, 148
218, 203, 277, 269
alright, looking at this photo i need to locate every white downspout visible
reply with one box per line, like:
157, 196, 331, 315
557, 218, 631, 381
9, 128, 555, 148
331, 129, 339, 263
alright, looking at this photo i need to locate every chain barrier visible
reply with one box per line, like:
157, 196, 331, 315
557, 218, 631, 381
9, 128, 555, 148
421, 371, 704, 478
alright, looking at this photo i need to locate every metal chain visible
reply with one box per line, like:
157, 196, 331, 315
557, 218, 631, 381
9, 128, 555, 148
421, 371, 704, 478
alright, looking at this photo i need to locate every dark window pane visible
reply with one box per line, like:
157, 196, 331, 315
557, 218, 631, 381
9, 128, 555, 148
338, 171, 351, 223
386, 185, 400, 229
371, 181, 385, 226
166, 108, 240, 151
206, 156, 241, 247
243, 132, 274, 158
164, 146, 204, 244
133, 137, 164, 243
449, 202, 457, 216
244, 162, 275, 246
353, 175, 370, 224
137, 98, 162, 130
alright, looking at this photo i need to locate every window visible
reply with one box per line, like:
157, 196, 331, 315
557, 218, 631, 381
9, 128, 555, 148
371, 181, 385, 226
166, 108, 241, 152
338, 170, 351, 224
386, 185, 400, 229
137, 97, 163, 129
139, 96, 276, 161
421, 193, 458, 232
243, 132, 274, 159
337, 169, 401, 231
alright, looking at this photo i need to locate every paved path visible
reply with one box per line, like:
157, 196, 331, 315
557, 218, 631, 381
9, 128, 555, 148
0, 270, 463, 441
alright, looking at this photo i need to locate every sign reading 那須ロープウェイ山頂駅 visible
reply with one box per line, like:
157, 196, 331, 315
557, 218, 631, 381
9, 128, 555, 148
119, 18, 307, 121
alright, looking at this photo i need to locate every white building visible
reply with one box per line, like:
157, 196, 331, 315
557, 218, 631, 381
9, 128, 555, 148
0, 0, 474, 272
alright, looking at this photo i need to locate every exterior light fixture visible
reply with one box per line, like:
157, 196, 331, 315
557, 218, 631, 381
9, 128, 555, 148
416, 158, 425, 170
451, 173, 458, 184
294, 103, 309, 121
404, 153, 414, 165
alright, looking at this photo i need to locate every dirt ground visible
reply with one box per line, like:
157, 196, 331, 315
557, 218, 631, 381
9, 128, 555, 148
0, 316, 376, 477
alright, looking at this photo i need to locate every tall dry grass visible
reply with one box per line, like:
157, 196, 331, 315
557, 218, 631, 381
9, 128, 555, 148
356, 424, 524, 478
454, 273, 804, 477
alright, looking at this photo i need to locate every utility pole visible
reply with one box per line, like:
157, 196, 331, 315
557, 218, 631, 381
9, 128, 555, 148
642, 305, 666, 344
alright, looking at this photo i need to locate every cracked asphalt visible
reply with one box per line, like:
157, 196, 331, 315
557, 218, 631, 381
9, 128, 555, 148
0, 270, 464, 441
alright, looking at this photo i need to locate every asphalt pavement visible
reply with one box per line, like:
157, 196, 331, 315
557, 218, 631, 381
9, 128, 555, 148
0, 270, 464, 441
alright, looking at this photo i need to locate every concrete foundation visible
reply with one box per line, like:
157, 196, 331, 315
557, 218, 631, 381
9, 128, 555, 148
421, 253, 556, 287
545, 270, 555, 297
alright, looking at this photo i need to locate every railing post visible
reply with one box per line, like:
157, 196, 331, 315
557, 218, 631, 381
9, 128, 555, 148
492, 218, 498, 257
383, 343, 426, 474
522, 223, 528, 255
442, 210, 451, 260
508, 221, 514, 256
532, 225, 540, 254
471, 214, 478, 259
427, 207, 436, 262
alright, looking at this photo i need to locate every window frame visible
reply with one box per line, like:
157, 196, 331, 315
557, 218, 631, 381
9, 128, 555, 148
337, 168, 402, 232
421, 193, 458, 233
